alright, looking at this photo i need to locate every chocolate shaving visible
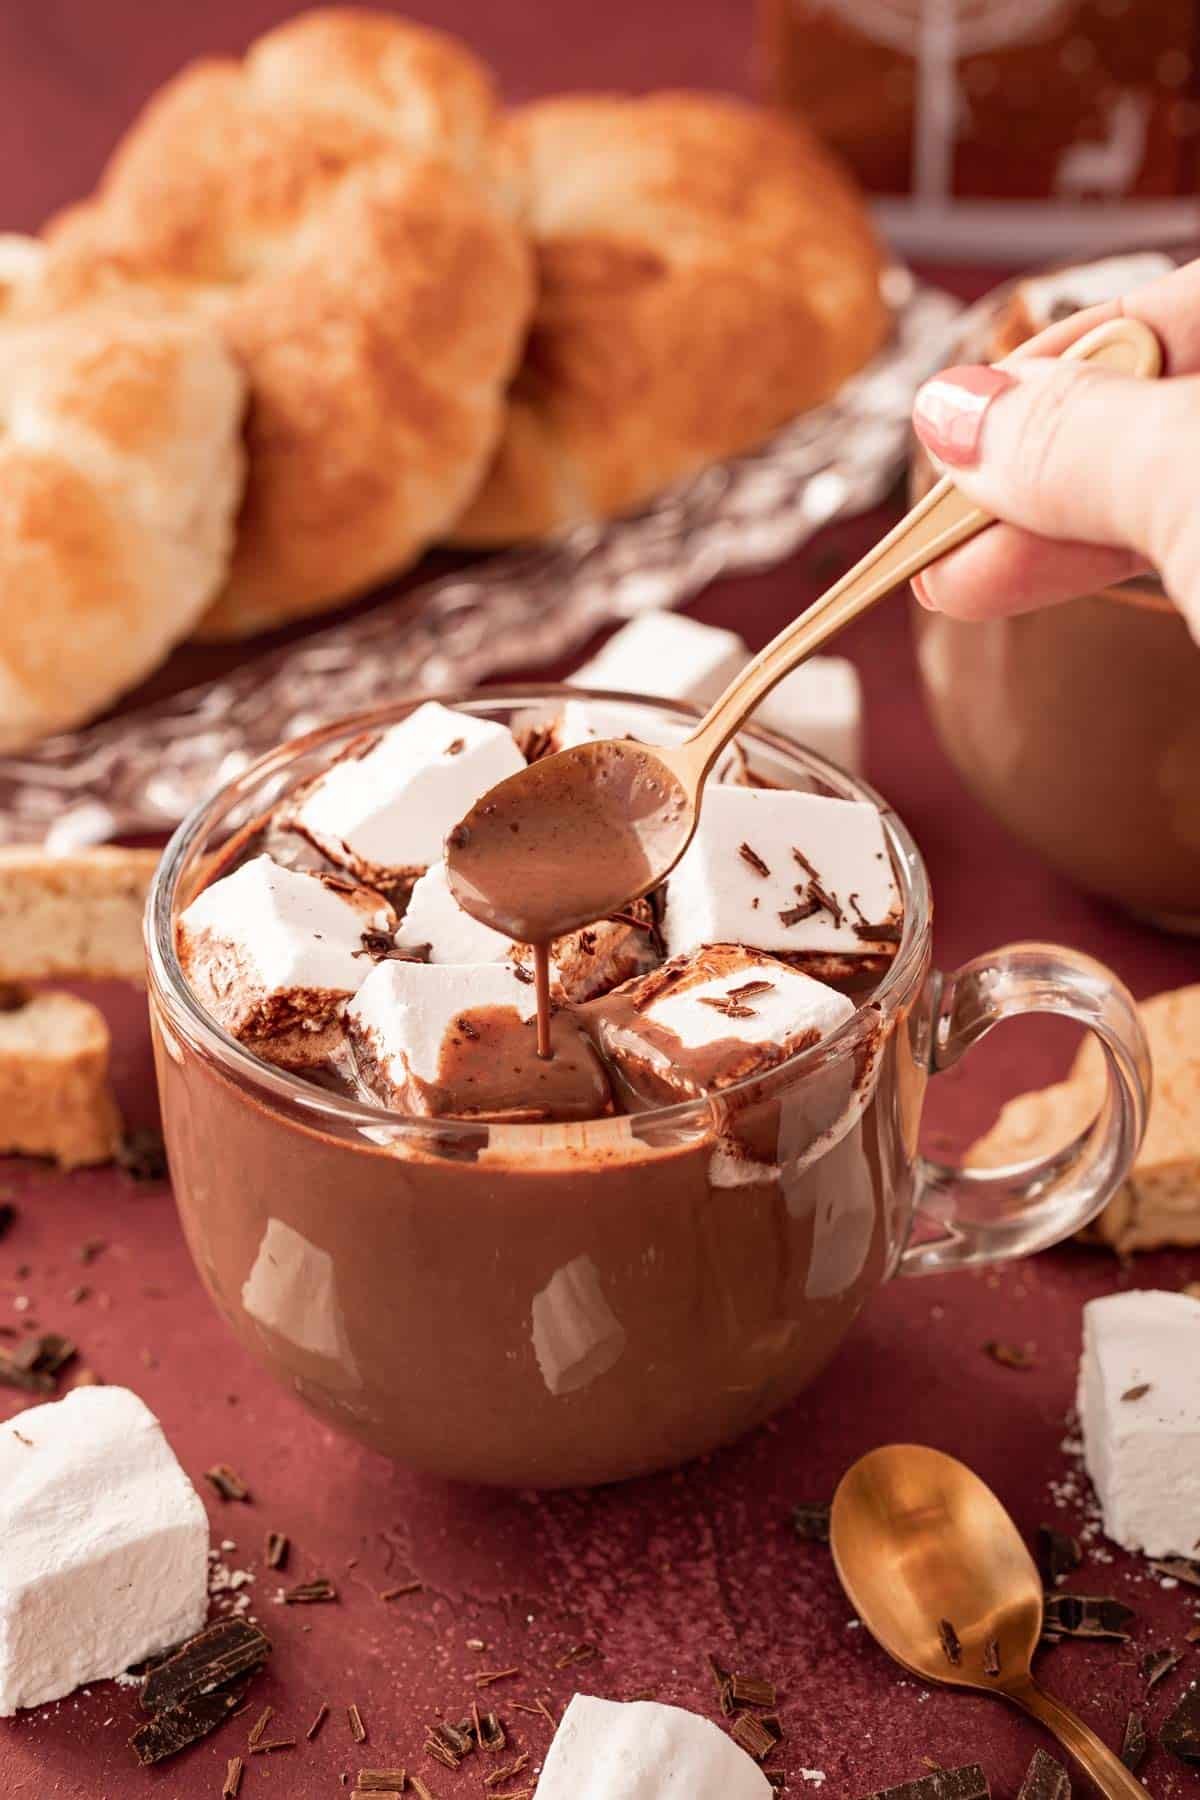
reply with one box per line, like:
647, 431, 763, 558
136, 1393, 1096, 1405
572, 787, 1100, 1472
485, 1751, 529, 1785
983, 1341, 1035, 1370
1016, 1748, 1070, 1800
205, 1463, 251, 1503
1042, 1594, 1134, 1641
141, 1620, 271, 1712
862, 1765, 991, 1800
738, 842, 771, 878
0, 1331, 75, 1394
1036, 1526, 1082, 1586
511, 962, 534, 984
223, 1756, 244, 1798
476, 1709, 506, 1751
130, 1686, 247, 1765
118, 1129, 169, 1182
698, 995, 757, 1019
1141, 1645, 1184, 1689
282, 1577, 337, 1604
252, 1738, 296, 1754
455, 1015, 481, 1041
380, 1580, 422, 1600
725, 1672, 777, 1708
410, 1779, 437, 1800
265, 1530, 289, 1570
1162, 1684, 1200, 1765
475, 1666, 519, 1687
354, 929, 429, 963
444, 737, 466, 756
938, 1618, 962, 1666
983, 1638, 1001, 1678
306, 1703, 329, 1740
791, 848, 843, 925
247, 1705, 273, 1748
1120, 1711, 1149, 1772
1121, 1382, 1152, 1402
791, 1502, 831, 1543
348, 1702, 367, 1743
1151, 1556, 1200, 1587
778, 897, 822, 928
853, 917, 902, 943
357, 1772, 409, 1792
730, 1711, 782, 1761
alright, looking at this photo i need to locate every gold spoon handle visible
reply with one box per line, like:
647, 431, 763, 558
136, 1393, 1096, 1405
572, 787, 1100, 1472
1008, 1677, 1152, 1800
687, 314, 1163, 775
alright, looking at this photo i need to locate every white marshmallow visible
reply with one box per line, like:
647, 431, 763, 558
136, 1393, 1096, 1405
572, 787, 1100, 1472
751, 657, 863, 773
571, 613, 748, 707
1078, 1289, 1200, 1557
644, 955, 853, 1054
0, 1387, 209, 1715
396, 860, 512, 964
289, 701, 525, 875
1018, 254, 1174, 333
664, 786, 899, 959
536, 1694, 772, 1799
532, 1256, 628, 1397
347, 959, 536, 1092
180, 854, 383, 1001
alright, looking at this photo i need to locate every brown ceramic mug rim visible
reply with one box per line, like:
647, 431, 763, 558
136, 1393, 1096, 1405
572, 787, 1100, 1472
145, 685, 933, 1146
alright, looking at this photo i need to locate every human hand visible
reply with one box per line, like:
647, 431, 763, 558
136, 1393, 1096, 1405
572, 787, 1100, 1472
910, 257, 1200, 643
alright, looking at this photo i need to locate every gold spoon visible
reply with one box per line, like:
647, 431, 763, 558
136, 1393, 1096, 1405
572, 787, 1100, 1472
445, 315, 1162, 947
830, 1444, 1151, 1800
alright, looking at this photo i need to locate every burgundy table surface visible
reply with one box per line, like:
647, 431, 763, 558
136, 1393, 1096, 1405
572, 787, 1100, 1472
3, 6, 1199, 1799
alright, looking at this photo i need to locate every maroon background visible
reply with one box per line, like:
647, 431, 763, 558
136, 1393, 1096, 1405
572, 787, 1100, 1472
2, 5, 1199, 1798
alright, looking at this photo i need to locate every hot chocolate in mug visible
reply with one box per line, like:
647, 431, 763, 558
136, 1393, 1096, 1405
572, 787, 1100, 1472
146, 689, 1149, 1486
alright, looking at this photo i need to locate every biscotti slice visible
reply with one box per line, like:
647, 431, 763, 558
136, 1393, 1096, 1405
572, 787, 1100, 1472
0, 848, 158, 984
0, 989, 122, 1167
967, 984, 1200, 1254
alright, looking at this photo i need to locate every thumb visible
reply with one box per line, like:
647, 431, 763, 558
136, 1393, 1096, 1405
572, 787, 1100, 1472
912, 358, 1173, 560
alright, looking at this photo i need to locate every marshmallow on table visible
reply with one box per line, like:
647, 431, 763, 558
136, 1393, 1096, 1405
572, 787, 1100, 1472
571, 613, 748, 707
0, 1387, 208, 1715
178, 853, 392, 1068
285, 701, 525, 879
597, 944, 854, 1104
346, 959, 612, 1120
536, 1695, 772, 1798
663, 785, 900, 962
1078, 1289, 1200, 1557
751, 657, 863, 774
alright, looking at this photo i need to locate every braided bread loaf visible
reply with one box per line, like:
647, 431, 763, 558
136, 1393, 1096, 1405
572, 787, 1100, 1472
453, 93, 888, 544
27, 10, 533, 639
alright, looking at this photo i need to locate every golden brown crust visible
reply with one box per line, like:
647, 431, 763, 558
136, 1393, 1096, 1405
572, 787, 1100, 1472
0, 848, 160, 984
0, 298, 244, 746
0, 990, 123, 1168
967, 984, 1200, 1254
27, 9, 534, 639
453, 92, 889, 544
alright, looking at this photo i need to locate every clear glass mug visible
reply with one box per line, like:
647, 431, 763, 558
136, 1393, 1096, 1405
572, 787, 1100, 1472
145, 689, 1150, 1488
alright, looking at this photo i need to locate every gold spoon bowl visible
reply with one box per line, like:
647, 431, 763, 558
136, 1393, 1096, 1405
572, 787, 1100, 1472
831, 1445, 1151, 1800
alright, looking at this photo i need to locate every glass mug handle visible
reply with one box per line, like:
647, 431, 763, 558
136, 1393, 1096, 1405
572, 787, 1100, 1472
900, 943, 1151, 1276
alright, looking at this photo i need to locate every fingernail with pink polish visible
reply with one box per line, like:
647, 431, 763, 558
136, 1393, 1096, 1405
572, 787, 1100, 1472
910, 572, 937, 611
912, 365, 1015, 467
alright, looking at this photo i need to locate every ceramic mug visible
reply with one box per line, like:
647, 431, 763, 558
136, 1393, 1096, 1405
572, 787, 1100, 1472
146, 688, 1150, 1487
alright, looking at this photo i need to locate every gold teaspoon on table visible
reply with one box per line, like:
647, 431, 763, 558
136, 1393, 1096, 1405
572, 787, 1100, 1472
445, 315, 1163, 960
830, 1444, 1152, 1800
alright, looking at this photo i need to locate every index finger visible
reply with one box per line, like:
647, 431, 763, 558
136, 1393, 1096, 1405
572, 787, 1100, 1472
1000, 254, 1200, 377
